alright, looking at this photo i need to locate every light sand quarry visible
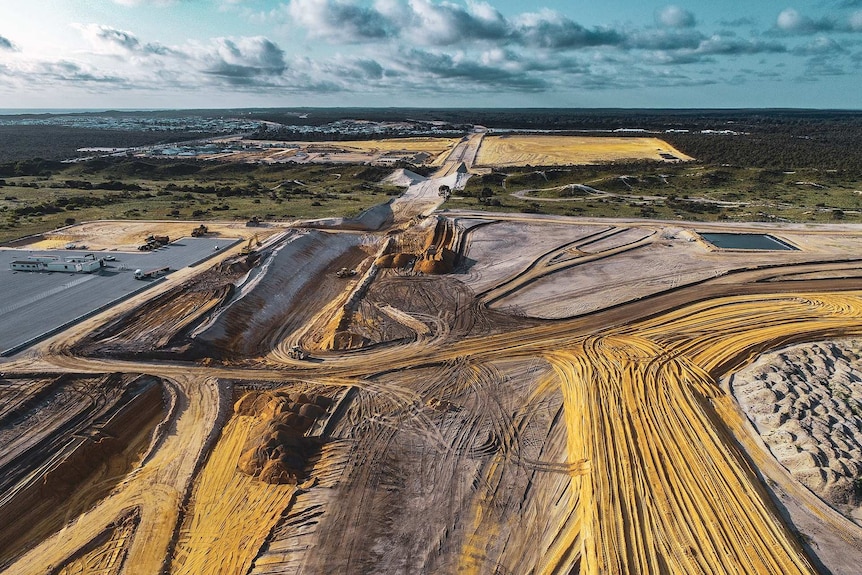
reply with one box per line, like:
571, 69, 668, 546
475, 135, 694, 167
2, 203, 862, 574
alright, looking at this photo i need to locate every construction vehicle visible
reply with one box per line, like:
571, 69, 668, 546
335, 267, 357, 278
139, 234, 170, 251
134, 266, 170, 280
288, 345, 309, 360
191, 224, 208, 237
240, 234, 261, 255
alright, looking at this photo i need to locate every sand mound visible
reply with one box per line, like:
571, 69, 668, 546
730, 339, 862, 523
414, 247, 457, 274
234, 390, 333, 485
382, 168, 427, 188
375, 253, 416, 268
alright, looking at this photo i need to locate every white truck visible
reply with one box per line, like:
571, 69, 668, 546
134, 266, 170, 280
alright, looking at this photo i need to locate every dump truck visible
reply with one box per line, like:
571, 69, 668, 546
191, 225, 208, 237
134, 266, 170, 280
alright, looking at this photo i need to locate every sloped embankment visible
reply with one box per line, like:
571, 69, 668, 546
193, 230, 376, 359
0, 374, 165, 568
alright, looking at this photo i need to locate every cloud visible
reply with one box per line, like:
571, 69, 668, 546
718, 17, 758, 28
513, 10, 623, 49
656, 6, 696, 29
392, 47, 548, 91
75, 24, 175, 56
852, 10, 862, 30
201, 37, 287, 83
775, 8, 836, 34
110, 0, 182, 5
0, 35, 16, 51
387, 0, 508, 45
645, 34, 786, 65
288, 0, 390, 42
286, 0, 621, 49
625, 29, 703, 51
793, 35, 845, 55
38, 60, 129, 85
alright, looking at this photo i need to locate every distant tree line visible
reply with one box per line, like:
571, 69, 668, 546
665, 131, 862, 171
0, 125, 209, 163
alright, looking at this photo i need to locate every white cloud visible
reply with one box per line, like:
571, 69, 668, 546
288, 0, 390, 42
110, 0, 180, 6
200, 36, 287, 82
0, 35, 17, 51
656, 6, 696, 29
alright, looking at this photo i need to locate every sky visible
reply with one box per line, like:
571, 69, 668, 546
0, 0, 861, 109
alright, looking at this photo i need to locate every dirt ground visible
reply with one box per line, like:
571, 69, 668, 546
2, 208, 862, 575
14, 219, 277, 251
474, 135, 694, 167
729, 339, 862, 525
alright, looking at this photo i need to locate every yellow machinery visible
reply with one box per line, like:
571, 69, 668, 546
240, 234, 261, 255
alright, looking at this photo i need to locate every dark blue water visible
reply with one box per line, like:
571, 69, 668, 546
700, 233, 797, 251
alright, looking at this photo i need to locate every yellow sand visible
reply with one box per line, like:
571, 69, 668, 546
170, 414, 295, 575
475, 135, 694, 167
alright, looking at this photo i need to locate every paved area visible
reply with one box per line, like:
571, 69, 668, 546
0, 237, 240, 355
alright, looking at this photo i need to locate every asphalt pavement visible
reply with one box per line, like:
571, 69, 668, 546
0, 236, 240, 355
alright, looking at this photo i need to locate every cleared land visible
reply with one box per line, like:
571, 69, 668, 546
1, 143, 862, 574
475, 135, 694, 167
188, 137, 459, 167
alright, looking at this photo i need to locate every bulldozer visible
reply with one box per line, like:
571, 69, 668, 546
288, 345, 309, 360
335, 267, 357, 278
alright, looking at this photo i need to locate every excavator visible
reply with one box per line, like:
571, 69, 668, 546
240, 234, 261, 255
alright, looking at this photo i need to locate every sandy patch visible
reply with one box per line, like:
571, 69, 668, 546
475, 135, 694, 167
729, 339, 862, 524
455, 217, 862, 319
14, 220, 278, 252
382, 168, 427, 187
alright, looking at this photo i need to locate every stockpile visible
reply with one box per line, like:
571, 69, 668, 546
375, 216, 461, 275
235, 390, 333, 485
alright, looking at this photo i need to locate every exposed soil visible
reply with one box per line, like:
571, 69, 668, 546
730, 339, 862, 524
0, 374, 165, 569
3, 211, 862, 575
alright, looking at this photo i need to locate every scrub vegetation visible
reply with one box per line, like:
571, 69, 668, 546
446, 162, 862, 223
0, 159, 398, 243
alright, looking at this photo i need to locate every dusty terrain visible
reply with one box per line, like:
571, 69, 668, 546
193, 137, 459, 166
729, 339, 862, 524
14, 220, 275, 252
1, 144, 862, 574
475, 135, 694, 167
